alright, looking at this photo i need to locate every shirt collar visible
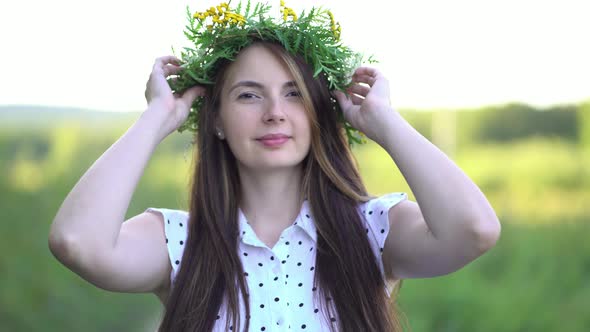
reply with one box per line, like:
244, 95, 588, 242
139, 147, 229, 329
295, 200, 317, 242
237, 200, 317, 246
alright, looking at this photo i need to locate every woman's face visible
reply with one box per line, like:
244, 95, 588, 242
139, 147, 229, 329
217, 44, 312, 172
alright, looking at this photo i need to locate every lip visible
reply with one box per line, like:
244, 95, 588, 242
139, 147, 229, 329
257, 133, 290, 140
256, 133, 291, 147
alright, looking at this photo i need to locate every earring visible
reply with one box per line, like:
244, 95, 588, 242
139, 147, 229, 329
216, 130, 224, 139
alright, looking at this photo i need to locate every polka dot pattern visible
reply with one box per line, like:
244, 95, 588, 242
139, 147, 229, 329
359, 192, 408, 297
144, 192, 407, 331
145, 207, 189, 283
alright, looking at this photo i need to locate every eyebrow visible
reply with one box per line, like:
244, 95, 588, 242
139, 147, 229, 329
228, 80, 298, 94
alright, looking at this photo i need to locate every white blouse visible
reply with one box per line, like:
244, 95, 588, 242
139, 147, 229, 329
146, 192, 407, 331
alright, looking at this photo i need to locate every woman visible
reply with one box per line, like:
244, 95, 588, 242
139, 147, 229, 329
48, 3, 501, 332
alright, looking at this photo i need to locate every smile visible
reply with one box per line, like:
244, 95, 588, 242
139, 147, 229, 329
257, 136, 290, 147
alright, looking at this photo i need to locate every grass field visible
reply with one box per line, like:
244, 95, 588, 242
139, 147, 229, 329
1, 110, 588, 331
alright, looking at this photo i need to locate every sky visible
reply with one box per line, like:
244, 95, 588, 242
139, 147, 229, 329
1, 0, 589, 112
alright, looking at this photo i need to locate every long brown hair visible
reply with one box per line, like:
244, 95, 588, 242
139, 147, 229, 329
157, 41, 404, 332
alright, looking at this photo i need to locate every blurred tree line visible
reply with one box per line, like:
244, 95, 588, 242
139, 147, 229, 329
0, 101, 588, 331
2, 100, 588, 162
402, 101, 587, 149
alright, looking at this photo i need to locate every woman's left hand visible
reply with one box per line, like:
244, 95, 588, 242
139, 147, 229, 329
333, 67, 396, 145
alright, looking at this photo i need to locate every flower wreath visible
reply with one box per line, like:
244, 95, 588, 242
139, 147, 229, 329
169, 0, 374, 145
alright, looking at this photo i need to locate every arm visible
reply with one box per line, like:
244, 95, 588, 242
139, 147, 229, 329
335, 67, 501, 280
49, 110, 169, 293
48, 56, 203, 295
381, 111, 500, 279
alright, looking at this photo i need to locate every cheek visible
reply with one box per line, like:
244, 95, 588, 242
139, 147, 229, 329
222, 115, 255, 151
296, 116, 313, 152
302, 121, 311, 141
297, 110, 312, 138
220, 107, 247, 135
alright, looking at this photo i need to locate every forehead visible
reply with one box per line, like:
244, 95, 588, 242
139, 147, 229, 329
224, 44, 294, 87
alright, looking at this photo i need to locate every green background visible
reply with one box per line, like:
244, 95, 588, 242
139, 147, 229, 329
1, 101, 588, 331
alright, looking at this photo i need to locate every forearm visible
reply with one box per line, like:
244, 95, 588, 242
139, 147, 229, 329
380, 111, 499, 243
49, 108, 166, 256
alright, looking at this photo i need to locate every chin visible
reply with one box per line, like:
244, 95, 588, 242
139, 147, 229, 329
242, 153, 307, 171
233, 142, 310, 171
254, 158, 305, 171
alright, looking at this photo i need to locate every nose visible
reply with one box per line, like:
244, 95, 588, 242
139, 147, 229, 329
262, 98, 286, 123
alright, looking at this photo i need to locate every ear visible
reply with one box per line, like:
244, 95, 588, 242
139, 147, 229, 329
215, 128, 225, 139
214, 120, 225, 140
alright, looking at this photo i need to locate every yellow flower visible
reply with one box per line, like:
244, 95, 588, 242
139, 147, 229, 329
224, 12, 245, 25
280, 0, 298, 21
281, 6, 297, 22
193, 11, 208, 20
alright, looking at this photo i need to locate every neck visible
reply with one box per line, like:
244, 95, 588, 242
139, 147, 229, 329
238, 164, 304, 232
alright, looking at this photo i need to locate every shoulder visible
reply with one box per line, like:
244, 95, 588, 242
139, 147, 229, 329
356, 192, 408, 296
357, 192, 409, 234
358, 193, 408, 217
357, 192, 408, 248
144, 207, 190, 284
145, 207, 189, 225
357, 192, 408, 240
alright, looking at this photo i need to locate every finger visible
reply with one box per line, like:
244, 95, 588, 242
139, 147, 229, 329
332, 90, 350, 107
353, 67, 384, 86
154, 55, 182, 67
163, 64, 183, 77
347, 83, 370, 97
152, 57, 182, 76
348, 92, 364, 105
352, 74, 377, 87
354, 66, 379, 78
179, 86, 206, 106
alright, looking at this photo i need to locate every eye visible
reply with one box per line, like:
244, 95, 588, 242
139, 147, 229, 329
286, 90, 302, 97
238, 92, 259, 100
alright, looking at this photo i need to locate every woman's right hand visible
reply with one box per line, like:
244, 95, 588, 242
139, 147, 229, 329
143, 55, 205, 139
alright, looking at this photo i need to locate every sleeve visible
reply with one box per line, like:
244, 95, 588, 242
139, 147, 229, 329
358, 192, 408, 296
144, 207, 189, 285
